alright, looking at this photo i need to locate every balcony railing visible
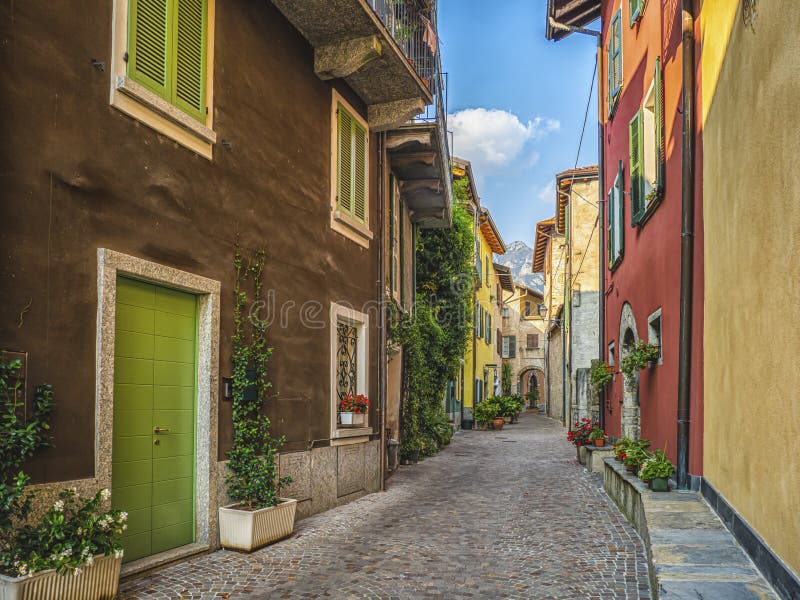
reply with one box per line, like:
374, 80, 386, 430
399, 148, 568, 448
368, 0, 437, 85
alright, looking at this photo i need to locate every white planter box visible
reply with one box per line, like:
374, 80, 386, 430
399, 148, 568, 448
0, 554, 121, 600
339, 412, 367, 427
219, 498, 297, 552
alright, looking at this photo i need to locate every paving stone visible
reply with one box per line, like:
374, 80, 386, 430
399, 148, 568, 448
119, 415, 650, 599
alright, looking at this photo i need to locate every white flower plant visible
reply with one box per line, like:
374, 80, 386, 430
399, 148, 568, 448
1, 486, 127, 578
0, 358, 127, 578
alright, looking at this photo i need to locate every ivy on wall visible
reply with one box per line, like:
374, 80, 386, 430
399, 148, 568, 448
393, 179, 475, 457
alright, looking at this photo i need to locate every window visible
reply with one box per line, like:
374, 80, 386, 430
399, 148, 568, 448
629, 0, 644, 25
389, 176, 399, 298
608, 341, 616, 366
502, 336, 517, 359
110, 0, 216, 157
330, 303, 369, 437
631, 57, 664, 225
475, 302, 480, 337
474, 378, 483, 405
608, 10, 623, 115
336, 103, 368, 223
486, 313, 492, 344
502, 307, 509, 318
476, 244, 483, 285
524, 301, 532, 317
331, 93, 371, 246
527, 334, 539, 349
648, 309, 663, 363
608, 162, 624, 268
485, 255, 490, 287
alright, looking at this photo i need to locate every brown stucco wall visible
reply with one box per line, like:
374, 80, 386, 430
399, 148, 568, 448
0, 0, 380, 482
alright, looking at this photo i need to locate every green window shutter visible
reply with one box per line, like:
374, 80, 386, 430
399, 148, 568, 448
608, 10, 622, 111
654, 57, 665, 190
509, 336, 516, 359
607, 186, 614, 268
128, 0, 169, 98
172, 0, 208, 122
629, 110, 645, 225
629, 0, 642, 26
616, 161, 625, 258
353, 120, 367, 223
337, 105, 353, 215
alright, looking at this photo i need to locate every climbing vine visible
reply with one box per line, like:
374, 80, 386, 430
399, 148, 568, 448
226, 244, 291, 510
393, 181, 475, 458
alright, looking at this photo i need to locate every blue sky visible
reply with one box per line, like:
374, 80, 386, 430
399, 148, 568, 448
439, 0, 599, 246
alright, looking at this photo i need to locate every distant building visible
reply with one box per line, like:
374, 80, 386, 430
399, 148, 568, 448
499, 282, 545, 407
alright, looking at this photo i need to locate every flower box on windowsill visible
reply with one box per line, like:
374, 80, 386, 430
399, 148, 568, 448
339, 412, 367, 427
0, 554, 122, 600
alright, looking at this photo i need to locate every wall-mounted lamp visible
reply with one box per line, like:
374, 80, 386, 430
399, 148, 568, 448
222, 377, 233, 401
537, 303, 547, 318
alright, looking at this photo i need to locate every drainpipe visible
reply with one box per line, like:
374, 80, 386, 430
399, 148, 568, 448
378, 132, 387, 491
596, 35, 606, 430
676, 2, 696, 490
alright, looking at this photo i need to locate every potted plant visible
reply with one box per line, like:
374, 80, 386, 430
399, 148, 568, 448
639, 450, 674, 492
589, 360, 614, 391
220, 247, 295, 552
339, 393, 369, 427
472, 400, 500, 431
621, 341, 661, 379
1, 358, 126, 600
525, 388, 539, 412
588, 425, 607, 447
492, 415, 506, 430
613, 438, 631, 461
622, 441, 651, 475
567, 417, 600, 448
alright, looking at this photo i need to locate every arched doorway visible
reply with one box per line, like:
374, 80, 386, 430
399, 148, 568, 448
519, 368, 544, 408
619, 303, 641, 440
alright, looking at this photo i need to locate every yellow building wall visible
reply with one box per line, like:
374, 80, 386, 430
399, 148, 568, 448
569, 179, 599, 294
464, 227, 498, 409
700, 0, 800, 575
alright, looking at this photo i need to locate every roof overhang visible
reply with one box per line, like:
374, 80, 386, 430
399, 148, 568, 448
479, 209, 506, 254
545, 0, 602, 41
452, 156, 479, 213
555, 165, 599, 233
493, 263, 515, 292
532, 218, 556, 272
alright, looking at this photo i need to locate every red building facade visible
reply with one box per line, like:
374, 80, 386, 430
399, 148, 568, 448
597, 0, 704, 477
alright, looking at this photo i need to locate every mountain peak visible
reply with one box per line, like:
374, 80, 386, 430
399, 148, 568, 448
495, 241, 543, 292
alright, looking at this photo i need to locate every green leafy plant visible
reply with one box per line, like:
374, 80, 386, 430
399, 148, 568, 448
226, 245, 291, 511
588, 425, 606, 443
639, 449, 675, 481
394, 195, 474, 458
0, 358, 125, 577
525, 387, 539, 406
589, 359, 614, 390
501, 363, 512, 395
493, 395, 524, 418
621, 341, 660, 378
471, 400, 500, 423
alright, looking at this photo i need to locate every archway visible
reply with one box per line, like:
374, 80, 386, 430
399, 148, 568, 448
519, 367, 544, 408
619, 303, 641, 439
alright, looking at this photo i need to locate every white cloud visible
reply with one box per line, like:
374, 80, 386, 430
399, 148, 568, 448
537, 181, 556, 205
449, 108, 559, 178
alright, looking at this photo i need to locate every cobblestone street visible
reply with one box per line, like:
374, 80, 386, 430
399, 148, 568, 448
120, 415, 650, 599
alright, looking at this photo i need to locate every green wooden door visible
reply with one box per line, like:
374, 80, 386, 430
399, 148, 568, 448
112, 277, 197, 563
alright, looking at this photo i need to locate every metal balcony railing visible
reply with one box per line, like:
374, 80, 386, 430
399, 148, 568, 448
370, 0, 452, 216
368, 0, 437, 85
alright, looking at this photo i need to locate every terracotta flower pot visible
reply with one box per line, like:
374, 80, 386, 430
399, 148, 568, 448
594, 438, 605, 447
492, 417, 505, 430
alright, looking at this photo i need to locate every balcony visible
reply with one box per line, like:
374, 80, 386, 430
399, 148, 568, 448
271, 0, 436, 130
386, 46, 452, 228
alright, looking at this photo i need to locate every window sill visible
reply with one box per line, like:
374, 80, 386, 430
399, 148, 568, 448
332, 428, 373, 445
637, 190, 664, 227
331, 210, 372, 248
111, 76, 216, 159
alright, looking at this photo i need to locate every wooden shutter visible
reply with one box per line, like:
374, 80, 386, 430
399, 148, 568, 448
337, 105, 353, 215
527, 334, 539, 349
487, 314, 492, 343
615, 162, 625, 259
629, 0, 642, 26
608, 11, 622, 112
172, 0, 207, 121
129, 0, 169, 98
509, 336, 516, 359
353, 120, 367, 223
654, 57, 665, 190
630, 110, 645, 225
497, 329, 502, 355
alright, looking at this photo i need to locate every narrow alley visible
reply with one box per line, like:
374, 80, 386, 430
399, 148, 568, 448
119, 415, 650, 599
